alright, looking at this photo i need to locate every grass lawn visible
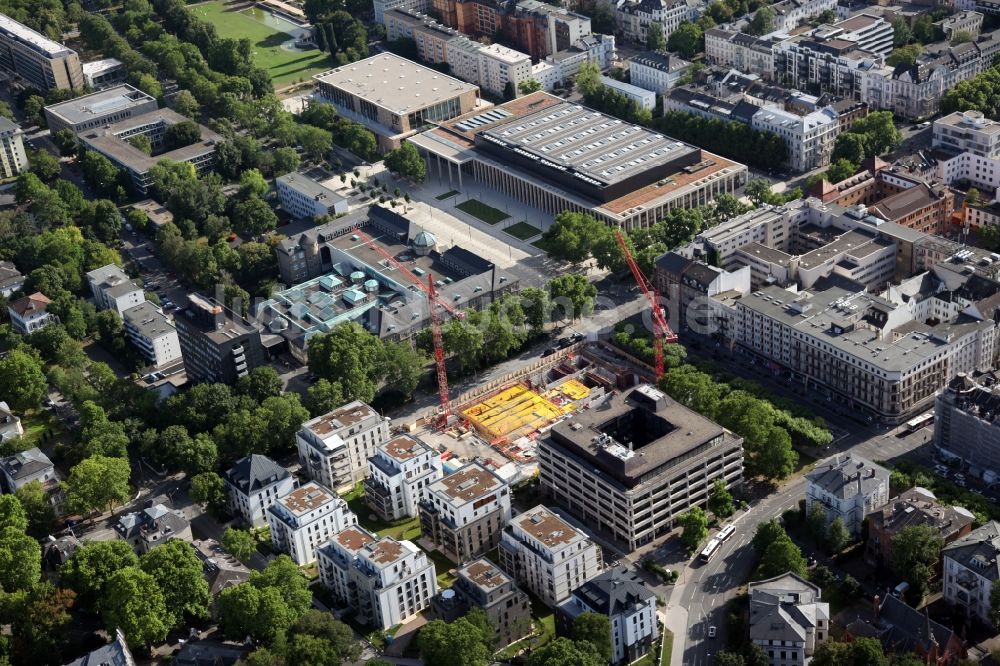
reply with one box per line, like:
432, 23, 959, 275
436, 190, 460, 200
456, 199, 510, 225
660, 628, 673, 666
17, 410, 62, 448
425, 548, 457, 588
191, 1, 335, 87
531, 237, 551, 251
504, 221, 542, 240
341, 482, 422, 540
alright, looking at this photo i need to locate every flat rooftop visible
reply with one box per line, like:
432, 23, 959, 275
0, 13, 73, 57
546, 385, 730, 487
479, 100, 697, 187
180, 293, 259, 342
512, 506, 586, 549
45, 84, 155, 126
381, 435, 434, 463
278, 482, 337, 515
361, 537, 407, 566
82, 57, 123, 77
478, 42, 530, 64
797, 229, 884, 270
305, 401, 378, 437
430, 463, 504, 504
314, 53, 478, 116
333, 525, 377, 553
461, 558, 512, 591
277, 169, 346, 205
935, 111, 1000, 135
835, 13, 883, 32
122, 301, 173, 340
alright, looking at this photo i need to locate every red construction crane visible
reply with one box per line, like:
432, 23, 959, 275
352, 227, 461, 425
614, 229, 677, 378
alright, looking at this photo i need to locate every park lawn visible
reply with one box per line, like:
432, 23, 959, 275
18, 410, 62, 448
192, 1, 335, 86
456, 199, 510, 225
504, 221, 541, 240
436, 190, 460, 200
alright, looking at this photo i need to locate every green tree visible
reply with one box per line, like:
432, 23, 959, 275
383, 142, 426, 182
288, 610, 360, 662
189, 471, 229, 515
747, 6, 774, 35
891, 524, 943, 605
0, 524, 41, 592
417, 612, 493, 666
15, 480, 55, 538
886, 43, 923, 66
0, 493, 28, 532
381, 340, 427, 398
527, 637, 604, 666
891, 16, 912, 48
967, 187, 981, 206
306, 378, 345, 416
296, 124, 333, 161
680, 506, 709, 551
647, 22, 667, 51
29, 149, 61, 182
223, 527, 258, 563
61, 540, 138, 609
53, 128, 79, 156
573, 612, 612, 663
307, 322, 385, 402
0, 349, 48, 411
759, 533, 807, 578
127, 134, 153, 155
102, 566, 171, 648
952, 30, 975, 46
520, 287, 550, 334
575, 61, 602, 97
63, 455, 132, 516
217, 556, 312, 645
549, 274, 597, 321
825, 158, 857, 183
140, 539, 211, 626
236, 366, 284, 402
164, 120, 203, 150
826, 516, 849, 554
173, 90, 200, 118
238, 168, 270, 200
806, 500, 829, 543
540, 211, 606, 264
745, 179, 777, 206
990, 578, 1000, 629
232, 196, 278, 238
708, 478, 735, 518
832, 133, 867, 165
81, 151, 121, 198
519, 79, 542, 94
668, 22, 704, 58
752, 519, 787, 556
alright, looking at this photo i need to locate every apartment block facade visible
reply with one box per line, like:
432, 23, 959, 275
267, 482, 357, 565
0, 13, 83, 90
297, 401, 391, 492
0, 116, 26, 179
223, 454, 296, 528
365, 435, 442, 521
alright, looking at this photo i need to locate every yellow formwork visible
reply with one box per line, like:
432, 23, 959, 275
461, 383, 580, 441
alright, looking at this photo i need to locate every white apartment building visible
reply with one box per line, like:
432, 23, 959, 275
296, 401, 391, 492
750, 106, 839, 173
122, 301, 182, 368
447, 38, 532, 97
766, 0, 838, 32
500, 505, 603, 607
87, 264, 145, 315
541, 34, 617, 84
0, 116, 26, 179
267, 481, 357, 565
705, 28, 777, 79
805, 454, 889, 536
932, 110, 1000, 197
628, 52, 690, 95
749, 572, 830, 666
419, 462, 512, 563
600, 76, 656, 110
275, 171, 347, 221
374, 0, 430, 24
318, 525, 438, 629
365, 434, 442, 521
942, 521, 1000, 625
7, 292, 57, 335
615, 0, 689, 45
0, 446, 55, 493
556, 567, 659, 666
531, 61, 561, 91
223, 454, 296, 528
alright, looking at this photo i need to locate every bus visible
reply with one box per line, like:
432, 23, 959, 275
717, 524, 736, 543
699, 537, 722, 563
906, 413, 934, 432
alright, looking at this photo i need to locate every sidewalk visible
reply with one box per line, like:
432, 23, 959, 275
662, 586, 688, 666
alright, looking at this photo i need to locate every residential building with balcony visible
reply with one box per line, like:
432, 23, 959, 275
365, 434, 442, 521
223, 454, 295, 528
318, 525, 438, 629
174, 293, 264, 385
934, 372, 1000, 481
434, 559, 532, 647
805, 454, 889, 537
122, 301, 182, 368
267, 481, 357, 565
7, 292, 57, 335
556, 567, 659, 666
87, 264, 145, 316
537, 384, 744, 551
0, 116, 26, 178
864, 487, 975, 567
942, 520, 1000, 625
615, 0, 690, 46
749, 572, 830, 666
297, 401, 391, 492
627, 51, 690, 95
418, 462, 511, 563
499, 505, 603, 607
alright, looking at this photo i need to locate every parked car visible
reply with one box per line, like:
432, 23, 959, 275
707, 626, 717, 638
542, 347, 558, 357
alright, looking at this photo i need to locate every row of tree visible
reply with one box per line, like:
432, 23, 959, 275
657, 111, 788, 171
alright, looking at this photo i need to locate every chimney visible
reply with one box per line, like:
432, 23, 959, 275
857, 473, 863, 496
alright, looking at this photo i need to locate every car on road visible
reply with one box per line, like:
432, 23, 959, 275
542, 347, 558, 357
956, 479, 968, 488
707, 626, 717, 638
